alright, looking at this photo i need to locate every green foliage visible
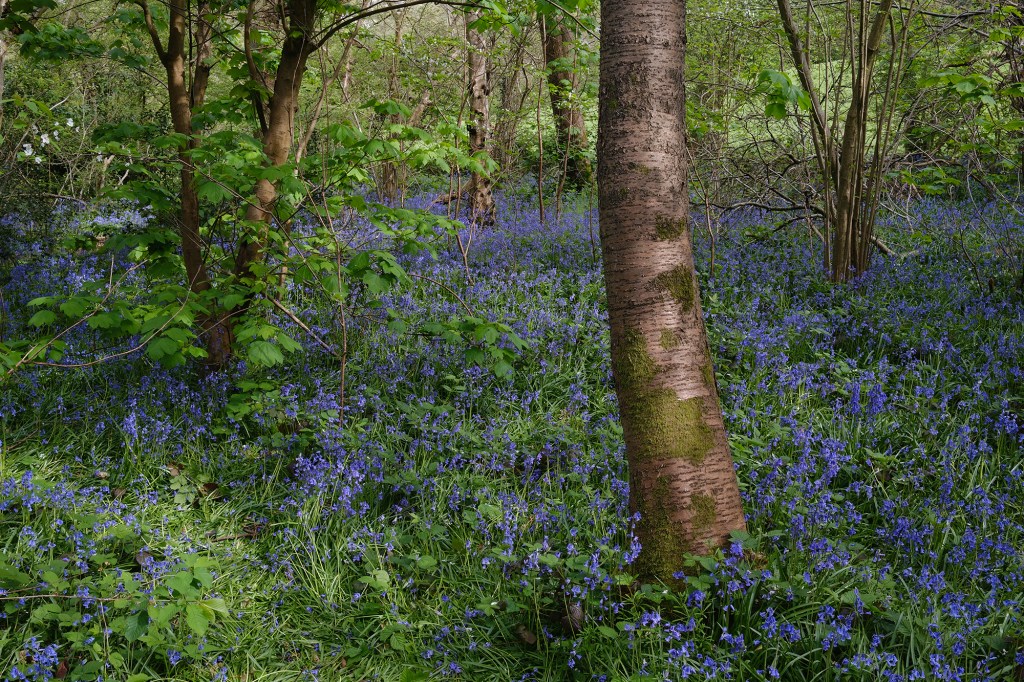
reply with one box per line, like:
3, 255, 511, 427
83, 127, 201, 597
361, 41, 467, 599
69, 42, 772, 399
757, 69, 811, 120
0, 473, 228, 679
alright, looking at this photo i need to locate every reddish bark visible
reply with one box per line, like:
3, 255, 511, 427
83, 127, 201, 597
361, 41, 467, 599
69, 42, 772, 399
599, 0, 746, 581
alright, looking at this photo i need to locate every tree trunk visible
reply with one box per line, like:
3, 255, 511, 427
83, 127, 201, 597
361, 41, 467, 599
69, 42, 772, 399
831, 0, 892, 282
380, 10, 406, 202
0, 0, 8, 123
466, 11, 495, 223
777, 0, 892, 282
599, 0, 746, 582
234, 0, 316, 280
539, 14, 591, 187
146, 0, 233, 365
1004, 2, 1024, 175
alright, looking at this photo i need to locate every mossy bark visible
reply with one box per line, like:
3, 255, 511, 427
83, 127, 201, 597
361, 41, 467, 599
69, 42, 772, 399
598, 0, 747, 582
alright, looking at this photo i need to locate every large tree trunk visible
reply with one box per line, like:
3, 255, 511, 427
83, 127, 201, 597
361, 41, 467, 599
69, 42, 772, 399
465, 11, 495, 223
599, 0, 746, 582
539, 14, 591, 187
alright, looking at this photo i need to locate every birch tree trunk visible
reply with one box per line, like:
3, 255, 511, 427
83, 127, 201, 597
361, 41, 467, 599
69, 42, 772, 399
599, 0, 746, 582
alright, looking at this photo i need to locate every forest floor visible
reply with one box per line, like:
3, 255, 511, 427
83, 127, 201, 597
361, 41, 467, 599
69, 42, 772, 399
1, 194, 1023, 681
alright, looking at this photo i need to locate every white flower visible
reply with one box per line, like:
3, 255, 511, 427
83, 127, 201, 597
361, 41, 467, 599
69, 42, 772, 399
52, 130, 59, 141
22, 144, 33, 155
40, 133, 50, 146
66, 118, 74, 127
34, 156, 43, 164
95, 154, 104, 163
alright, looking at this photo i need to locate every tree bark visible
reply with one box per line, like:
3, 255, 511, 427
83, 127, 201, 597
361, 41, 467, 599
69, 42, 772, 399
776, 0, 893, 282
234, 0, 316, 280
599, 0, 746, 582
141, 0, 233, 365
466, 11, 495, 223
0, 0, 8, 121
1003, 2, 1024, 174
539, 14, 591, 187
831, 0, 892, 282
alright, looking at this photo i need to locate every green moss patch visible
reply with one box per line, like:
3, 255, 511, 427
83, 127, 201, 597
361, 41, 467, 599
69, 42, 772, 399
655, 215, 686, 240
635, 476, 689, 582
690, 493, 717, 532
614, 328, 657, 394
654, 266, 695, 312
626, 391, 714, 465
660, 329, 680, 350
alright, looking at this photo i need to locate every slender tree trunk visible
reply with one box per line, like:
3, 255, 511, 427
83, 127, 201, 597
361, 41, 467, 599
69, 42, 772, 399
539, 14, 591, 187
831, 0, 892, 282
380, 10, 406, 202
466, 11, 495, 223
235, 0, 316, 279
599, 0, 746, 582
1004, 2, 1024, 175
777, 0, 892, 282
0, 0, 8, 124
492, 29, 530, 180
142, 0, 232, 365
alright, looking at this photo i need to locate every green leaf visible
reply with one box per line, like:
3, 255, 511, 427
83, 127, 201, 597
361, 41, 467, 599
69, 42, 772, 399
493, 359, 513, 377
59, 299, 87, 318
147, 336, 179, 361
124, 611, 149, 642
28, 310, 56, 327
765, 102, 788, 120
248, 340, 285, 367
389, 632, 408, 651
199, 598, 229, 616
186, 603, 211, 636
166, 571, 197, 598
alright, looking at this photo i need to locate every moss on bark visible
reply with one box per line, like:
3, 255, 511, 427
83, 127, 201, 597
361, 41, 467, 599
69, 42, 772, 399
702, 360, 716, 391
614, 328, 657, 394
615, 328, 715, 465
654, 266, 695, 312
690, 493, 717, 531
655, 215, 686, 240
660, 329, 680, 350
635, 476, 688, 581
627, 392, 714, 464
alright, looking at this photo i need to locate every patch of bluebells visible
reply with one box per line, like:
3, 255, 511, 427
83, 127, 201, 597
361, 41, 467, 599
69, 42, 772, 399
6, 639, 59, 682
1, 194, 1022, 679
